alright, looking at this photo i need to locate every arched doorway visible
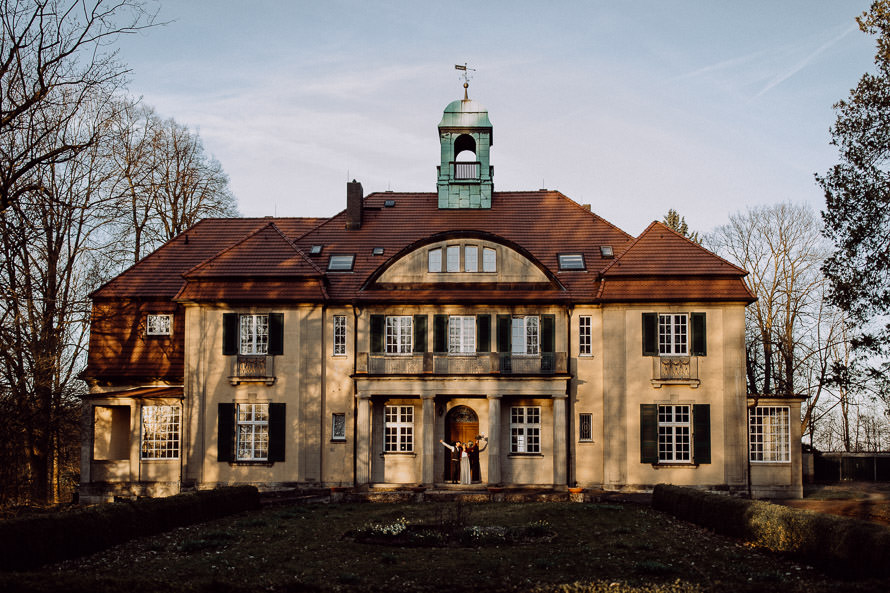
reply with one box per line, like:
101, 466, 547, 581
443, 405, 479, 482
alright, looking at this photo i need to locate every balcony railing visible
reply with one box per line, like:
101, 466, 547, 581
356, 352, 567, 375
651, 356, 699, 387
229, 355, 276, 385
452, 161, 480, 180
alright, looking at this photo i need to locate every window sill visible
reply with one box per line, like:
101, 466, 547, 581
649, 462, 698, 468
651, 379, 700, 389
577, 440, 595, 444
227, 461, 274, 467
228, 376, 276, 386
508, 453, 544, 458
381, 451, 416, 458
750, 460, 791, 465
330, 438, 347, 444
139, 458, 180, 463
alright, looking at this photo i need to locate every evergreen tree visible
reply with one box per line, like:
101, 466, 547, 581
819, 1, 890, 355
662, 208, 701, 243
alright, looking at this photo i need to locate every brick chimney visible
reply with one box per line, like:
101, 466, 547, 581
346, 180, 363, 230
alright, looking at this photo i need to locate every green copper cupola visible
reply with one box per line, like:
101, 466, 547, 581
436, 92, 493, 208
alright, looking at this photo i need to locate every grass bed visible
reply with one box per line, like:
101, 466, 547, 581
1, 501, 887, 592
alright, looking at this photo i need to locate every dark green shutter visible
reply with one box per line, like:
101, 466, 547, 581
268, 403, 286, 462
413, 315, 427, 353
268, 313, 284, 355
477, 315, 491, 353
691, 312, 707, 356
433, 315, 448, 353
223, 313, 239, 355
218, 403, 235, 462
640, 404, 658, 463
541, 314, 555, 353
642, 313, 657, 356
497, 315, 511, 353
693, 404, 711, 464
370, 315, 384, 353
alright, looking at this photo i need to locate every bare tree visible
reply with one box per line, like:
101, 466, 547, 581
0, 0, 155, 213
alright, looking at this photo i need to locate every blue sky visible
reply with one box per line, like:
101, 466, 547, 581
117, 1, 875, 236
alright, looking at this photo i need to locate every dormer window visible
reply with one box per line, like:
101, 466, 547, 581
558, 253, 585, 271
428, 248, 442, 272
426, 243, 497, 273
328, 254, 354, 271
446, 246, 460, 272
482, 248, 496, 272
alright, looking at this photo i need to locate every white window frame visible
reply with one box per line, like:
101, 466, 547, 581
749, 406, 790, 462
448, 315, 476, 354
385, 316, 413, 354
428, 248, 442, 272
240, 314, 269, 355
558, 253, 585, 270
236, 403, 269, 461
140, 405, 180, 459
333, 315, 347, 356
658, 404, 691, 463
464, 245, 479, 272
328, 254, 354, 271
579, 315, 592, 356
446, 245, 460, 272
579, 413, 593, 442
510, 406, 541, 453
512, 316, 539, 355
384, 405, 414, 452
482, 247, 497, 272
658, 313, 688, 356
332, 412, 346, 442
146, 314, 172, 336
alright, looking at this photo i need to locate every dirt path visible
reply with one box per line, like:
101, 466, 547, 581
773, 482, 890, 526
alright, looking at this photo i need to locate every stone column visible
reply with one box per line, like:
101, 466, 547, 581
421, 394, 436, 486
355, 392, 371, 486
487, 394, 502, 485
552, 394, 568, 486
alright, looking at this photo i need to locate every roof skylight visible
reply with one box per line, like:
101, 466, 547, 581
327, 254, 355, 271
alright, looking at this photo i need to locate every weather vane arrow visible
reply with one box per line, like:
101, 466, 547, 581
455, 63, 475, 99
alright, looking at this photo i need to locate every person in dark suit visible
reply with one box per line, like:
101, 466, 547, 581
440, 439, 462, 483
469, 435, 488, 482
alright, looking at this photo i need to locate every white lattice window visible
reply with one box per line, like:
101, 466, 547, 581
511, 406, 541, 453
448, 315, 475, 354
658, 314, 688, 355
749, 406, 790, 462
240, 314, 269, 355
333, 315, 347, 356
146, 314, 172, 336
237, 403, 269, 461
384, 405, 414, 452
658, 405, 691, 462
140, 405, 180, 459
428, 248, 442, 272
385, 316, 412, 354
512, 316, 539, 355
446, 245, 460, 272
464, 245, 479, 272
482, 247, 496, 272
579, 316, 592, 356
579, 413, 592, 442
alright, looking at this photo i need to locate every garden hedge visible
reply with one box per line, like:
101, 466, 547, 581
0, 486, 259, 572
652, 483, 890, 578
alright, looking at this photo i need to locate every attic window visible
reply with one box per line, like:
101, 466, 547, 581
384, 199, 396, 207
558, 253, 586, 271
327, 255, 355, 271
600, 246, 614, 258
372, 247, 385, 256
309, 245, 323, 255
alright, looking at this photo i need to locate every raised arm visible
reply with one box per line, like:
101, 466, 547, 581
440, 439, 455, 451
476, 437, 489, 452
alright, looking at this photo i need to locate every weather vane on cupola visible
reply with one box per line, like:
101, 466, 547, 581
455, 63, 475, 99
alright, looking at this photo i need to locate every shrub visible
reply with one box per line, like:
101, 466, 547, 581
652, 484, 890, 578
0, 486, 259, 571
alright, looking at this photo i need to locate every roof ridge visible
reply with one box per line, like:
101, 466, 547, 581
182, 221, 280, 278
649, 221, 748, 275
269, 223, 326, 276
600, 220, 656, 275
548, 190, 634, 244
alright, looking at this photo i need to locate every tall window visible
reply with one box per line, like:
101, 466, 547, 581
749, 406, 790, 462
146, 314, 172, 336
482, 247, 497, 272
658, 314, 688, 355
384, 405, 414, 452
237, 403, 269, 461
428, 248, 442, 272
464, 245, 479, 272
332, 413, 346, 441
579, 413, 592, 442
385, 316, 413, 354
512, 316, 539, 355
141, 405, 180, 459
658, 405, 691, 463
446, 245, 460, 272
579, 316, 592, 356
511, 406, 541, 453
448, 315, 476, 354
240, 314, 269, 355
333, 315, 347, 355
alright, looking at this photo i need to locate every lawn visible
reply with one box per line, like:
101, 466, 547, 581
3, 501, 888, 592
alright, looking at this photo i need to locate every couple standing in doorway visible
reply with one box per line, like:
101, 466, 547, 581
440, 436, 488, 485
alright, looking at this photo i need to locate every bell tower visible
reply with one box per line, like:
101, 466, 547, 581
436, 79, 493, 208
